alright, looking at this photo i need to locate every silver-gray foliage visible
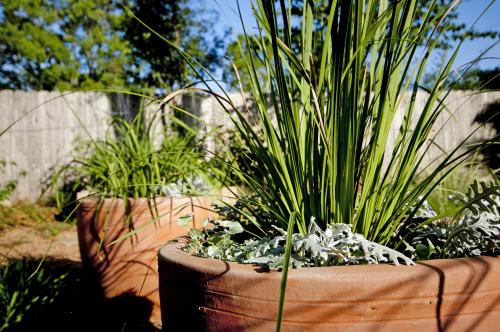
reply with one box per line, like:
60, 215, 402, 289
186, 219, 414, 270
408, 181, 500, 259
186, 181, 499, 268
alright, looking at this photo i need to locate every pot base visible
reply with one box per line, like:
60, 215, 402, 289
159, 239, 500, 331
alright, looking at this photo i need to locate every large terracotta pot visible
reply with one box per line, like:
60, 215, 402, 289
158, 239, 500, 331
77, 196, 213, 327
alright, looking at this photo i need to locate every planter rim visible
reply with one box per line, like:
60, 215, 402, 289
76, 192, 210, 201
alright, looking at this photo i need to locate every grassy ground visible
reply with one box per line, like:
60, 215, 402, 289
0, 203, 62, 231
0, 202, 159, 332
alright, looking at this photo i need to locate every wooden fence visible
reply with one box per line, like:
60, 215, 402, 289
0, 90, 498, 202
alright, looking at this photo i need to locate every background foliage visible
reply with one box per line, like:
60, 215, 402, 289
0, 0, 227, 93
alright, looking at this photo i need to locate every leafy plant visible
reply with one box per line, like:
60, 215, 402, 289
407, 180, 500, 260
187, 219, 414, 270
450, 180, 500, 217
422, 157, 498, 214
0, 161, 25, 202
128, 0, 498, 329
177, 0, 497, 244
188, 179, 500, 268
0, 260, 72, 331
134, 0, 500, 246
52, 105, 212, 204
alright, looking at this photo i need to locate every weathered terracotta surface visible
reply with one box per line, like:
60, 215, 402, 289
77, 196, 213, 326
158, 239, 500, 331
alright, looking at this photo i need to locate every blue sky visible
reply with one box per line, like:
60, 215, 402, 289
207, 0, 500, 71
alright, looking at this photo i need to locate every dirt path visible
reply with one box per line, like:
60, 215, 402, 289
0, 224, 80, 263
0, 203, 81, 264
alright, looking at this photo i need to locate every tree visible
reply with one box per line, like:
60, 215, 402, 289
125, 0, 228, 91
0, 0, 130, 90
451, 67, 500, 90
0, 0, 227, 92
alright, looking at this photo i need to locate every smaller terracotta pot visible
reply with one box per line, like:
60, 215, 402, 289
77, 196, 213, 327
158, 239, 500, 332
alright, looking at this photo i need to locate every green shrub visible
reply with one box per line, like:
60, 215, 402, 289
52, 104, 215, 211
0, 161, 24, 202
0, 260, 74, 331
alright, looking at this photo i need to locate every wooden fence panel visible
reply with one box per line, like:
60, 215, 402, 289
0, 90, 498, 202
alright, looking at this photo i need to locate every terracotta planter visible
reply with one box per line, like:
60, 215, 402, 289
76, 196, 213, 327
158, 239, 500, 331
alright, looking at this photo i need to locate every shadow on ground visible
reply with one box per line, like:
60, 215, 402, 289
0, 258, 159, 332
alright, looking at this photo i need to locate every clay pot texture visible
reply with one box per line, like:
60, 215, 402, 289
77, 196, 213, 327
158, 239, 500, 331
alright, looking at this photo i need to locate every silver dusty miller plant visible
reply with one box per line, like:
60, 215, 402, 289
407, 180, 500, 260
186, 218, 414, 270
185, 181, 499, 269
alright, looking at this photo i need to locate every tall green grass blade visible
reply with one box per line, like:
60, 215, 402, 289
275, 211, 296, 332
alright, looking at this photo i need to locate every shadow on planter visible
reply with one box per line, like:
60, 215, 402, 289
419, 258, 496, 332
76, 196, 214, 327
0, 258, 159, 332
158, 239, 500, 332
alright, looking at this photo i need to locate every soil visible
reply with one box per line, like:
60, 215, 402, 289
0, 203, 80, 264
0, 224, 80, 263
